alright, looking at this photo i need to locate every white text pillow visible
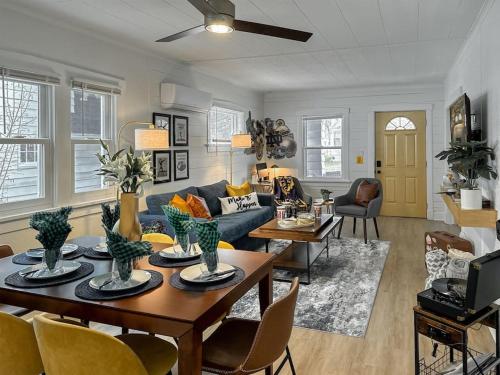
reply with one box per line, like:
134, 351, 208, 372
219, 192, 261, 215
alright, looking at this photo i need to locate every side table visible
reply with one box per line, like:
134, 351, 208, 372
414, 305, 500, 374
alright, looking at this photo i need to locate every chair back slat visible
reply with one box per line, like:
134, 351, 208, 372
0, 244, 14, 259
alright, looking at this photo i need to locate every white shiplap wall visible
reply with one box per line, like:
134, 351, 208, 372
264, 84, 447, 220
444, 0, 500, 255
0, 6, 263, 252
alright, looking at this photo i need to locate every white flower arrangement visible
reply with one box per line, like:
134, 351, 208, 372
96, 140, 153, 196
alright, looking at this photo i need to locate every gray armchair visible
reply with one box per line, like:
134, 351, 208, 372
333, 178, 383, 244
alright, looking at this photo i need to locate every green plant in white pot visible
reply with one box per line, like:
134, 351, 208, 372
436, 140, 497, 209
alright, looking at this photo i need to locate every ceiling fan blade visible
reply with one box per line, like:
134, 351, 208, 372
187, 0, 218, 16
155, 25, 206, 42
233, 19, 312, 42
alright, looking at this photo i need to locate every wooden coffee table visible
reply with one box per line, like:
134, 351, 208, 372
249, 214, 341, 284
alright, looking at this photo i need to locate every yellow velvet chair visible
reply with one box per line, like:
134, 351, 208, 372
142, 233, 174, 245
0, 311, 44, 375
33, 314, 177, 375
217, 241, 235, 250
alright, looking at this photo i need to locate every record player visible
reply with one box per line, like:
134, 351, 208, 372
418, 249, 500, 321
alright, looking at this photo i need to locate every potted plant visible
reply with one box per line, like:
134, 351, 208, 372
96, 141, 153, 240
436, 140, 497, 209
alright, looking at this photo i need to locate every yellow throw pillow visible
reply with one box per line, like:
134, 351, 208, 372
226, 181, 252, 197
169, 194, 193, 216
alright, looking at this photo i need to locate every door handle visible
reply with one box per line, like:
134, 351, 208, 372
377, 170, 381, 174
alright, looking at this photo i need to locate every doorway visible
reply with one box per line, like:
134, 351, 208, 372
375, 111, 427, 218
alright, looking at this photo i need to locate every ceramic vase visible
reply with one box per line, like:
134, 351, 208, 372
119, 193, 142, 241
460, 188, 482, 210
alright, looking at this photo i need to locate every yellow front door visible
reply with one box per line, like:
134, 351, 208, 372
375, 111, 427, 218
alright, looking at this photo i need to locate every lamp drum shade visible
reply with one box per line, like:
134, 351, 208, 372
231, 134, 251, 148
134, 128, 169, 150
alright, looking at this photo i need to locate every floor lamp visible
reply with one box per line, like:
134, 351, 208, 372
117, 121, 169, 151
230, 134, 252, 184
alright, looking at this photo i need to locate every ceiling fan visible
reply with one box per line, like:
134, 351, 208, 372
156, 0, 313, 43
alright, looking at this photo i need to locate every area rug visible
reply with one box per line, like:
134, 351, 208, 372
230, 237, 391, 337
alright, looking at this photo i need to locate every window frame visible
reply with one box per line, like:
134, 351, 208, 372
0, 79, 54, 216
301, 111, 349, 182
70, 87, 116, 200
207, 105, 245, 152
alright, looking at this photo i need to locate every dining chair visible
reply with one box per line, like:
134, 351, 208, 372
33, 314, 177, 375
142, 232, 174, 245
218, 240, 235, 250
0, 244, 31, 317
0, 311, 44, 375
202, 277, 299, 375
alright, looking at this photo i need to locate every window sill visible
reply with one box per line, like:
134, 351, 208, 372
0, 197, 116, 233
299, 178, 351, 184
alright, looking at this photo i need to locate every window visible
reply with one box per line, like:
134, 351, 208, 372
385, 116, 416, 131
71, 82, 115, 194
208, 106, 245, 151
0, 74, 52, 205
303, 115, 346, 179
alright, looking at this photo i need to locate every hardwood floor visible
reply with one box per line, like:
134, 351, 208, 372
272, 216, 495, 375
33, 217, 496, 374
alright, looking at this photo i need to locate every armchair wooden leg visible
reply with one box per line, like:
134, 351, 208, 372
363, 218, 367, 244
373, 217, 380, 239
353, 217, 356, 234
337, 217, 344, 239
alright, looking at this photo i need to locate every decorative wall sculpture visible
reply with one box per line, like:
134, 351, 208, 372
245, 113, 297, 161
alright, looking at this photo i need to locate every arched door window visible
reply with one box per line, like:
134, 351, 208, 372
385, 116, 416, 131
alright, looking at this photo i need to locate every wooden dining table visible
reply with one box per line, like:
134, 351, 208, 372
0, 236, 275, 375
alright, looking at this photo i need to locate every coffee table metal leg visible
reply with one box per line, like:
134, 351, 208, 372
326, 235, 329, 258
306, 242, 311, 285
265, 240, 270, 253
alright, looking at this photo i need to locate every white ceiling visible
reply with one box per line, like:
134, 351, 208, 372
2, 0, 486, 92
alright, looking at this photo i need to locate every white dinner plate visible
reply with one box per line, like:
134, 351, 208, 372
180, 263, 235, 284
19, 260, 82, 280
94, 242, 109, 254
89, 270, 152, 292
159, 243, 202, 260
26, 243, 79, 259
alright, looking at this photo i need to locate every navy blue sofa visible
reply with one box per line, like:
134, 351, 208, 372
139, 180, 275, 250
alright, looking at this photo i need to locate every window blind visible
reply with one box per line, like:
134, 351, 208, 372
71, 79, 121, 95
0, 67, 60, 85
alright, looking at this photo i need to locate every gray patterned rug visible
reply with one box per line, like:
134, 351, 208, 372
230, 237, 390, 337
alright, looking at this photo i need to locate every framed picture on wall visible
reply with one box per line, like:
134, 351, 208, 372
174, 150, 189, 181
173, 115, 189, 146
153, 150, 171, 184
153, 112, 171, 130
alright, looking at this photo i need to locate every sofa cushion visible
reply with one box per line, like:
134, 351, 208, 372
219, 192, 261, 215
335, 204, 367, 217
186, 194, 212, 219
355, 180, 379, 207
226, 181, 252, 197
214, 206, 274, 243
146, 186, 198, 215
197, 180, 229, 217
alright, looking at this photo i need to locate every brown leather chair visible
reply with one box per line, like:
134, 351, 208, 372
202, 278, 299, 375
0, 245, 31, 317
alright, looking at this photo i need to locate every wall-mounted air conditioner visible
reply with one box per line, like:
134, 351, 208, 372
160, 83, 212, 113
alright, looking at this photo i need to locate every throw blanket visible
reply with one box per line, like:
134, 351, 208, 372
274, 176, 306, 208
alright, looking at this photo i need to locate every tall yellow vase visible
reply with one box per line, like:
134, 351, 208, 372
119, 193, 142, 241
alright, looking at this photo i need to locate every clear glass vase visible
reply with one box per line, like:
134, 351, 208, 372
173, 233, 191, 257
201, 251, 219, 274
38, 248, 64, 277
110, 259, 134, 289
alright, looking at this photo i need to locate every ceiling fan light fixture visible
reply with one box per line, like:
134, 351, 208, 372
205, 13, 234, 34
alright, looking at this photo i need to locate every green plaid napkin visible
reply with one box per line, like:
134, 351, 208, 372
190, 220, 221, 254
30, 207, 73, 251
101, 202, 120, 231
104, 227, 152, 264
161, 205, 192, 237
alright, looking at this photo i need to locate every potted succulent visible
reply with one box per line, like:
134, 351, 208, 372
96, 141, 153, 240
436, 140, 497, 209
